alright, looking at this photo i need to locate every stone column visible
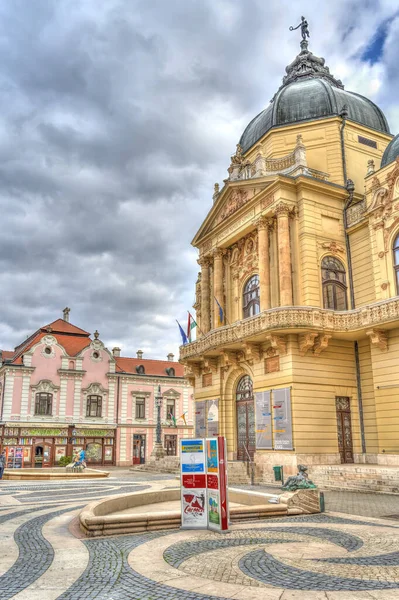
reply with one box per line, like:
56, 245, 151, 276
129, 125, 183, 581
213, 248, 224, 329
257, 216, 271, 311
373, 220, 390, 299
198, 257, 211, 333
276, 202, 293, 306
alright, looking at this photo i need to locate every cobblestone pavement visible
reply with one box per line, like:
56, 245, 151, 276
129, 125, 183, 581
236, 482, 399, 520
1, 471, 399, 598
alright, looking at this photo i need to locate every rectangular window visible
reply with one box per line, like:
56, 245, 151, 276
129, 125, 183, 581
86, 395, 102, 418
135, 398, 145, 419
358, 135, 377, 149
35, 393, 53, 416
166, 399, 175, 419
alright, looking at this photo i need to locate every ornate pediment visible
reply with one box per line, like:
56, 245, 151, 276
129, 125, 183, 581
82, 382, 108, 397
215, 188, 249, 227
31, 379, 59, 394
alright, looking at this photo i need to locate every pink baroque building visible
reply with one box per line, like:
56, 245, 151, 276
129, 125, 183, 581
0, 309, 193, 468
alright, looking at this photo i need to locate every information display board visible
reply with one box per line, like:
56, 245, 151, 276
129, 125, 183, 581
180, 436, 229, 532
180, 439, 207, 528
255, 391, 272, 449
273, 387, 293, 450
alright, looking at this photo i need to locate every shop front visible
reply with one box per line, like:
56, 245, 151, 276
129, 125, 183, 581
0, 425, 116, 468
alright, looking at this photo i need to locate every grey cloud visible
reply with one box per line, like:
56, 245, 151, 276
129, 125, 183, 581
0, 0, 397, 358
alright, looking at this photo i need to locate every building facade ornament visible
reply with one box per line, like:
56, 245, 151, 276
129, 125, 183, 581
243, 343, 263, 362
265, 334, 287, 355
82, 382, 108, 397
31, 379, 60, 394
203, 357, 218, 373
366, 328, 388, 351
299, 332, 318, 356
313, 334, 332, 356
275, 201, 292, 217
320, 241, 345, 254
217, 188, 249, 225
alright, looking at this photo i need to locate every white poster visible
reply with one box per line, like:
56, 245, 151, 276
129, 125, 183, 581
181, 488, 207, 527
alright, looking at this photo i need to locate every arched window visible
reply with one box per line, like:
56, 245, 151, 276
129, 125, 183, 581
393, 233, 399, 294
35, 393, 52, 416
86, 395, 102, 417
243, 275, 260, 318
322, 256, 348, 310
236, 375, 253, 402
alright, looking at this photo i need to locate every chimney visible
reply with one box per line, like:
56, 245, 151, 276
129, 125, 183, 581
63, 307, 70, 322
137, 349, 143, 359
167, 353, 174, 362
112, 347, 121, 358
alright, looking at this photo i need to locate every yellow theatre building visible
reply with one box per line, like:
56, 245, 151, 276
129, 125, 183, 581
180, 32, 399, 489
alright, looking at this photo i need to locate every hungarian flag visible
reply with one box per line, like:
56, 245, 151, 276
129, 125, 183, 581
187, 312, 197, 342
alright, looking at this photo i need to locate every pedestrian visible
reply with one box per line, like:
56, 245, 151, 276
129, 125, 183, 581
0, 450, 6, 479
79, 448, 87, 469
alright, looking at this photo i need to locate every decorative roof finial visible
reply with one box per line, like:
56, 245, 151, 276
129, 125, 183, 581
289, 16, 310, 41
94, 330, 100, 340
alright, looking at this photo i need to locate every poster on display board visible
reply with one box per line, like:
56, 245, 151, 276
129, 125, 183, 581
194, 400, 219, 438
181, 439, 206, 473
255, 391, 272, 449
207, 400, 219, 437
206, 436, 229, 532
273, 387, 293, 450
194, 402, 206, 438
180, 439, 207, 529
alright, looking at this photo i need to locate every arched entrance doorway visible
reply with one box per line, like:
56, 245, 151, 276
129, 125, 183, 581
236, 375, 255, 461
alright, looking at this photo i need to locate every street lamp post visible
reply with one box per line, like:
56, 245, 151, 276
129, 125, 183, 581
155, 385, 162, 445
151, 385, 165, 460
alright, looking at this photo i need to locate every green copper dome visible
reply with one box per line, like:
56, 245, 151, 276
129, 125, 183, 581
240, 41, 390, 153
381, 134, 399, 167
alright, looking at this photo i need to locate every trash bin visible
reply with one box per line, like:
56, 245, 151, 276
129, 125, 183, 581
273, 465, 283, 482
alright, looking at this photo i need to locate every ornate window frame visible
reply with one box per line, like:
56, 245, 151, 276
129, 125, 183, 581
162, 388, 181, 421
321, 255, 348, 310
86, 395, 103, 418
30, 380, 59, 417
242, 274, 260, 319
131, 390, 150, 422
82, 383, 108, 420
393, 232, 399, 295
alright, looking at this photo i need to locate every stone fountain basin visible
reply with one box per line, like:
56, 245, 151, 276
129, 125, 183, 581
3, 468, 110, 480
79, 487, 320, 537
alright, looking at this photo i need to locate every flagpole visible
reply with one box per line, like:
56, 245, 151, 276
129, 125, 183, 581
188, 310, 205, 338
214, 296, 240, 340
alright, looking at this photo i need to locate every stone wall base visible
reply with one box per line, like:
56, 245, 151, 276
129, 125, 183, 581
130, 455, 180, 474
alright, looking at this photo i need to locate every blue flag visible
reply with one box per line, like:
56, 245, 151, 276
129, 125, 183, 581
214, 297, 224, 325
176, 320, 188, 345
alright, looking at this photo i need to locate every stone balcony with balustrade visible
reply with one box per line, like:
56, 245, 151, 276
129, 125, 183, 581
180, 297, 399, 361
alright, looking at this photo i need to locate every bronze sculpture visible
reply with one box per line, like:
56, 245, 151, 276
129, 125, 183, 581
289, 16, 310, 40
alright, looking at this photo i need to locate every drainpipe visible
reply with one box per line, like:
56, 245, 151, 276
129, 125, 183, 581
340, 115, 367, 455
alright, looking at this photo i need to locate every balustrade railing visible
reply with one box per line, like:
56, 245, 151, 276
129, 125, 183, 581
180, 297, 399, 359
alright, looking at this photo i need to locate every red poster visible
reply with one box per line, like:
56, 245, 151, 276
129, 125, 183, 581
182, 474, 206, 489
207, 474, 218, 489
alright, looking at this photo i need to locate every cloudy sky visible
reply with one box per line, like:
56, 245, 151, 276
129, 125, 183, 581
0, 0, 399, 360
